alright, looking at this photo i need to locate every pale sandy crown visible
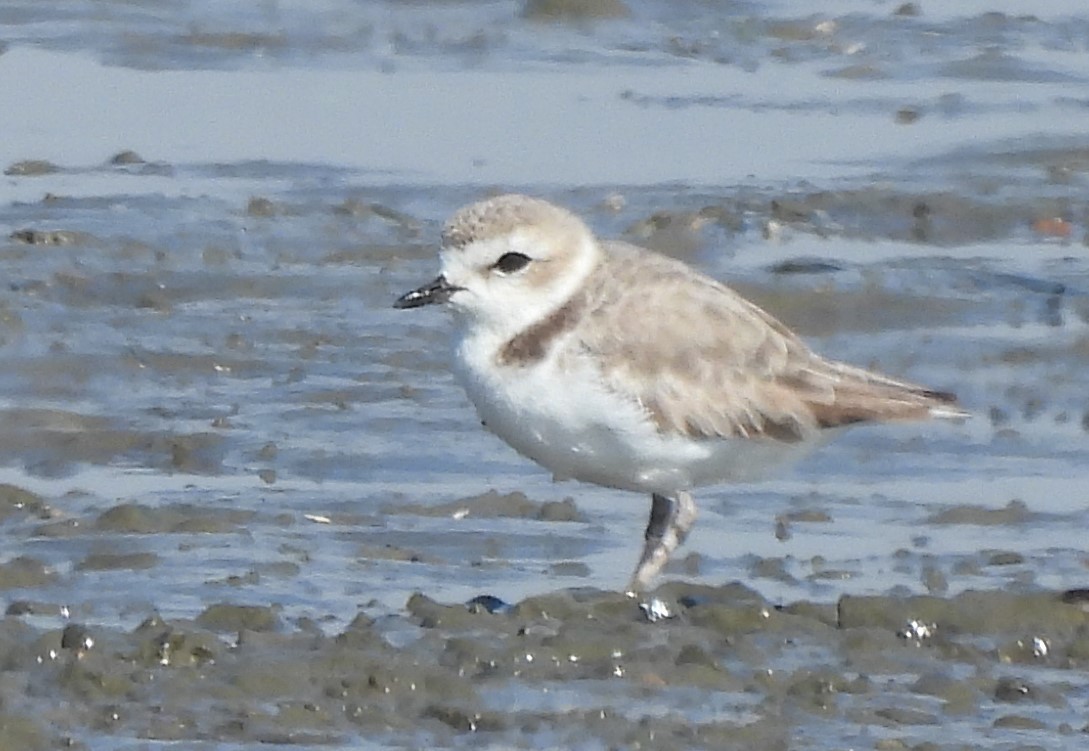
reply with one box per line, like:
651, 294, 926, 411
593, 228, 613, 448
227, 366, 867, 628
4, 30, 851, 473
441, 194, 585, 251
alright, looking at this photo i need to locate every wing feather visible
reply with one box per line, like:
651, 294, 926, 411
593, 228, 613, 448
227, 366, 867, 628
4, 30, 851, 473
571, 241, 961, 443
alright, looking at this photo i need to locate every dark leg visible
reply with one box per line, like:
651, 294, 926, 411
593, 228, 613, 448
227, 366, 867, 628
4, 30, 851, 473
627, 491, 697, 593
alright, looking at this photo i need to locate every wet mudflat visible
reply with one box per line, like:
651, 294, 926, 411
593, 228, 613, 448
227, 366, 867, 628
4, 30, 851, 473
4, 572, 1089, 750
1, 0, 1089, 748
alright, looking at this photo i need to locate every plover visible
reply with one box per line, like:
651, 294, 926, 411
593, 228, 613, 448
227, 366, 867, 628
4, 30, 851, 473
395, 194, 966, 592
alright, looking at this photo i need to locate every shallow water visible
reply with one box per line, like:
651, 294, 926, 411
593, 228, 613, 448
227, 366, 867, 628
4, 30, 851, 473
1, 1, 1088, 748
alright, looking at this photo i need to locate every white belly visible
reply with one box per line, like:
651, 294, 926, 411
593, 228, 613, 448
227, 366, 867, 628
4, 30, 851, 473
453, 333, 809, 496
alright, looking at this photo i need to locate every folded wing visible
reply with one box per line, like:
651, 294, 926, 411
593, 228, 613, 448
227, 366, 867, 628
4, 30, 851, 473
578, 242, 964, 443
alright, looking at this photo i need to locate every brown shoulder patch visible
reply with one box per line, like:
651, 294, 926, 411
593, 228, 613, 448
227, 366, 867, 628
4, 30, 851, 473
496, 294, 585, 367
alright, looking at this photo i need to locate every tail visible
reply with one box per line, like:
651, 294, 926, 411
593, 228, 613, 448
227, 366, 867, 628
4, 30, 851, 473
801, 362, 968, 429
926, 397, 970, 421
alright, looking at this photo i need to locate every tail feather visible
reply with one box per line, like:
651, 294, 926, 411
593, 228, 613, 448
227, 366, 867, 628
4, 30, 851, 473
802, 363, 968, 429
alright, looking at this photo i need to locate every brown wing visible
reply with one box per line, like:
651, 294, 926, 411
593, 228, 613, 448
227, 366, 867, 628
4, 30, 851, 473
574, 241, 962, 443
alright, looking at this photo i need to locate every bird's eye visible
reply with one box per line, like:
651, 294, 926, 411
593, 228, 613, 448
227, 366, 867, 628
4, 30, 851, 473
492, 252, 532, 275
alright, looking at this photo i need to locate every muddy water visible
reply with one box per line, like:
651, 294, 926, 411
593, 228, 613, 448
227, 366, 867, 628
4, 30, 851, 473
1, 1, 1089, 749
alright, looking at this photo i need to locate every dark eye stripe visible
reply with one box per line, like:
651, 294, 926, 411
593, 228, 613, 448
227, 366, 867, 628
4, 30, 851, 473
493, 252, 531, 274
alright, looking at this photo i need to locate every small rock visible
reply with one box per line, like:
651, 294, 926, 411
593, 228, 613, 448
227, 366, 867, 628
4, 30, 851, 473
523, 0, 629, 21
4, 160, 58, 176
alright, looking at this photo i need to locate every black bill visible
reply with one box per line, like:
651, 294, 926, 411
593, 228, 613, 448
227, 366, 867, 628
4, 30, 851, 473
393, 275, 461, 309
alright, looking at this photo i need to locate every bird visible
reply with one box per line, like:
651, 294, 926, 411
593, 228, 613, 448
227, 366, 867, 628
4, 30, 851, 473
394, 194, 966, 592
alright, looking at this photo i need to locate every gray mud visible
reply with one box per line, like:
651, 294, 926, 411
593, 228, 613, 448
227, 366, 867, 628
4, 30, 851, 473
1, 0, 1089, 748
6, 583, 1089, 750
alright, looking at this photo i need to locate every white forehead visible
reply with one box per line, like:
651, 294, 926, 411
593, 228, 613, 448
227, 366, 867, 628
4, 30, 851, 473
439, 228, 542, 273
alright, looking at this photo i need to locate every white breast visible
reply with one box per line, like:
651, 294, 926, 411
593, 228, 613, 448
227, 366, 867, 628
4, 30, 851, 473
452, 328, 807, 496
